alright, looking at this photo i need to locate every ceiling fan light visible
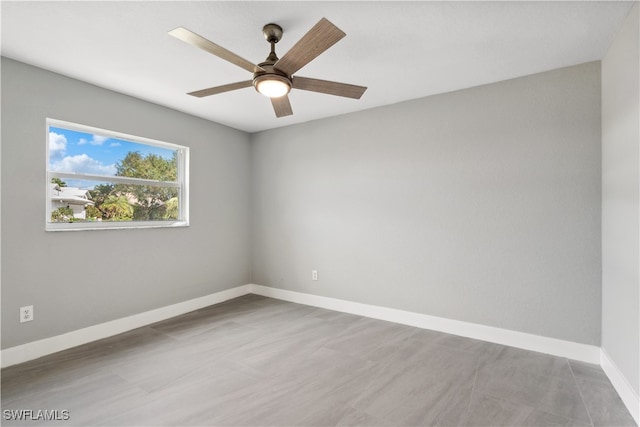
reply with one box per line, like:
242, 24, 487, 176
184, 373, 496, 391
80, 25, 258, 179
254, 75, 291, 98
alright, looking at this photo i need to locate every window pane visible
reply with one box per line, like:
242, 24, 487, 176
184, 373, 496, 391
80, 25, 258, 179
49, 126, 177, 181
49, 180, 180, 223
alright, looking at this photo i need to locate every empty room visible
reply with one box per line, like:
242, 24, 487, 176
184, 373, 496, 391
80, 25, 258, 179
1, 1, 638, 426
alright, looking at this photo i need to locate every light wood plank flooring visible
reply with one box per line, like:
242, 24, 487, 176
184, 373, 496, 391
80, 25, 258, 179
1, 295, 636, 426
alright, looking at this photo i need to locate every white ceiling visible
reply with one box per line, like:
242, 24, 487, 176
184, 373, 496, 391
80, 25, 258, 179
1, 1, 634, 133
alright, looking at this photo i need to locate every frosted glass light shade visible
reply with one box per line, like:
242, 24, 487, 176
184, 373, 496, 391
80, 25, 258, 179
254, 75, 291, 98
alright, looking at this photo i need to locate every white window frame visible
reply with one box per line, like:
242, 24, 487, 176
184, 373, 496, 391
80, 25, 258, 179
46, 119, 189, 231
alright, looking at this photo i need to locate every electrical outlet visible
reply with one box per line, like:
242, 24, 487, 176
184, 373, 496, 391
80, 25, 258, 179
20, 305, 34, 323
312, 270, 318, 281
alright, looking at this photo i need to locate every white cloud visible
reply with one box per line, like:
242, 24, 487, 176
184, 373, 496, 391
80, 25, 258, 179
90, 135, 109, 146
49, 132, 67, 157
109, 142, 121, 147
78, 135, 109, 146
50, 154, 116, 176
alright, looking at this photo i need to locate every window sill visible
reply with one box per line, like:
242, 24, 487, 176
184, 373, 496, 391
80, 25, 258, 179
45, 220, 189, 232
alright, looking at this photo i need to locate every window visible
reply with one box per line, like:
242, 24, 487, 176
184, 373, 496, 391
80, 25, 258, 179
46, 119, 189, 231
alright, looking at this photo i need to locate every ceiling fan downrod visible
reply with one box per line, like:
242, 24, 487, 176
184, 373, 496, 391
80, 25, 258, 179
262, 23, 283, 64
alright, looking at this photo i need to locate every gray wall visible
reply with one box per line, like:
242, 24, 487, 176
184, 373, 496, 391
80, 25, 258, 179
1, 56, 607, 351
252, 62, 602, 345
602, 3, 640, 395
1, 58, 252, 349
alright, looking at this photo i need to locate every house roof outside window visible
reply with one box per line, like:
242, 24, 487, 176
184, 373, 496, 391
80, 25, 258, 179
50, 184, 94, 206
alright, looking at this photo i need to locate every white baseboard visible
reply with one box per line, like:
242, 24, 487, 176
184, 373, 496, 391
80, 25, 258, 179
1, 284, 252, 368
0, 283, 611, 383
249, 284, 601, 364
601, 349, 640, 425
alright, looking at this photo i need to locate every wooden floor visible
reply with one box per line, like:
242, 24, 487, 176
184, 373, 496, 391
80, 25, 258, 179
1, 295, 636, 426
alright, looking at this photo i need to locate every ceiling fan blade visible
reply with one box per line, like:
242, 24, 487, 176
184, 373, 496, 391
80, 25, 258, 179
271, 95, 293, 118
293, 76, 367, 99
169, 27, 264, 74
187, 80, 253, 98
274, 18, 346, 76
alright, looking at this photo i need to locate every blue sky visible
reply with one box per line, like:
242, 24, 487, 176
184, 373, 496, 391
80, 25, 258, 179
49, 126, 176, 176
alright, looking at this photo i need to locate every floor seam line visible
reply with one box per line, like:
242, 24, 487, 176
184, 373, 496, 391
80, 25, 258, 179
568, 358, 595, 427
461, 355, 481, 426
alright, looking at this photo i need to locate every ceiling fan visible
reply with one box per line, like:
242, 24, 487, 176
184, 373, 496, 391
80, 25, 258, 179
168, 18, 367, 118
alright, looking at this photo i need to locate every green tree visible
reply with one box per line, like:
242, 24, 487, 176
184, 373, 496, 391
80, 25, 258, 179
114, 152, 178, 220
164, 197, 179, 220
85, 205, 102, 220
83, 152, 176, 222
87, 184, 117, 221
51, 206, 74, 222
100, 195, 134, 221
116, 151, 177, 181
51, 177, 67, 187
89, 184, 115, 205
